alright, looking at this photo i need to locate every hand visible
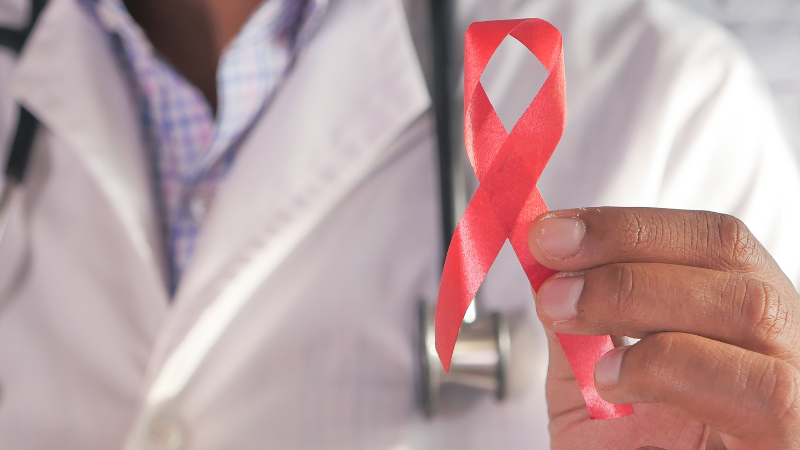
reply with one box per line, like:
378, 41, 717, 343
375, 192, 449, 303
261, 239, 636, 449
528, 207, 800, 450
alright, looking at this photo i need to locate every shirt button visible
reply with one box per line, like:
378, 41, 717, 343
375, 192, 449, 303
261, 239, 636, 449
143, 414, 187, 450
188, 196, 207, 222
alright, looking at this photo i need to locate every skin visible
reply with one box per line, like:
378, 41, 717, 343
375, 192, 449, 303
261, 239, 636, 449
121, 0, 265, 111
528, 207, 800, 449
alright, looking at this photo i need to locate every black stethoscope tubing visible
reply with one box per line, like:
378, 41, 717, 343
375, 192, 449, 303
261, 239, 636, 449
1, 0, 47, 181
429, 0, 459, 256
0, 0, 46, 239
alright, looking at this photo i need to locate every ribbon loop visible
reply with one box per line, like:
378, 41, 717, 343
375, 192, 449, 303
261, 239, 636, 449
435, 18, 633, 420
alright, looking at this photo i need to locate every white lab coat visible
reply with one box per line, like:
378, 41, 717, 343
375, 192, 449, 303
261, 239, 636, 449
0, 0, 798, 449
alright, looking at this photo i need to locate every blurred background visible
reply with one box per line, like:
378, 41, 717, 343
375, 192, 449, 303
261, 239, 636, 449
675, 0, 800, 159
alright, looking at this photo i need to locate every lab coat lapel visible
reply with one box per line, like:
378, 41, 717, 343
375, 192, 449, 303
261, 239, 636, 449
8, 0, 168, 298
137, 0, 430, 409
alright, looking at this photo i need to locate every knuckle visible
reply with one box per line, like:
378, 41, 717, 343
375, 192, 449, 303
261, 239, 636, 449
741, 278, 794, 354
628, 333, 679, 398
758, 361, 800, 433
618, 209, 653, 253
642, 333, 678, 372
713, 213, 762, 272
605, 264, 644, 318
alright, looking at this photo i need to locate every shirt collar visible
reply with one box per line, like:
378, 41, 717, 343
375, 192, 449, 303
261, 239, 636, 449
76, 0, 329, 164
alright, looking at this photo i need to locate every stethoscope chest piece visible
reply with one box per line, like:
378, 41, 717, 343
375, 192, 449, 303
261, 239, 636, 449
419, 300, 510, 416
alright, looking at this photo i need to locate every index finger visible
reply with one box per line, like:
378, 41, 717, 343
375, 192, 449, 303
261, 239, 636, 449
527, 207, 780, 279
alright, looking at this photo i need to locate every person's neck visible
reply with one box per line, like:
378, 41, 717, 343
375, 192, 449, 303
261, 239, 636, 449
122, 0, 267, 112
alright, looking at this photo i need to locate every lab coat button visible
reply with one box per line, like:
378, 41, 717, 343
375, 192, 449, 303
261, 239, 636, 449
143, 414, 187, 450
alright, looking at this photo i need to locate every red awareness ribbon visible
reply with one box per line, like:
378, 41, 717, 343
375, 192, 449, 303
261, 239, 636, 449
434, 18, 633, 420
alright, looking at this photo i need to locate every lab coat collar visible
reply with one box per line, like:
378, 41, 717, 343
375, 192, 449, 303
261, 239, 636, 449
8, 0, 169, 301
7, 0, 430, 440
132, 0, 430, 410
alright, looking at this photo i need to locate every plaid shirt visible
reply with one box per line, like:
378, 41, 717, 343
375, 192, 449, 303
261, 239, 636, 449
83, 0, 326, 294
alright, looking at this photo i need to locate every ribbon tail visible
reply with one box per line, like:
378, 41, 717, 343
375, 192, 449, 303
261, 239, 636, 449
435, 190, 507, 371
557, 334, 635, 419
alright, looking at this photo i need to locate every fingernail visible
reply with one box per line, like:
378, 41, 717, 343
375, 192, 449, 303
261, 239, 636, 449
537, 275, 583, 322
595, 346, 628, 387
537, 217, 585, 258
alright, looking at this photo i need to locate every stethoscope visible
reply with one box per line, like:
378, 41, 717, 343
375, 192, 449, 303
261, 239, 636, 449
0, 0, 510, 418
419, 0, 510, 417
0, 0, 46, 244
